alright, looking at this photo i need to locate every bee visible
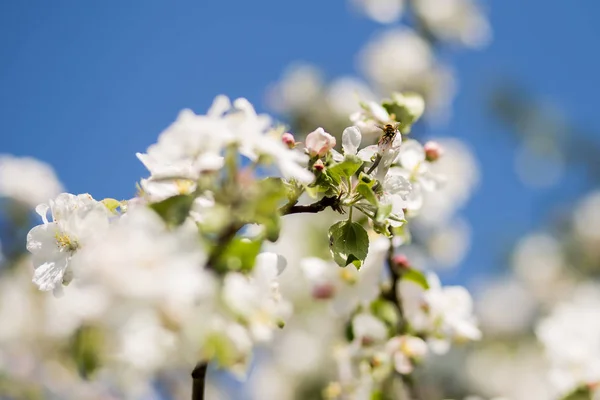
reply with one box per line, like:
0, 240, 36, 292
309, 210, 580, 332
376, 123, 399, 148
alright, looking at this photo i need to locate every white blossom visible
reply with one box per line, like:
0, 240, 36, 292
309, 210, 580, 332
305, 127, 337, 157
222, 252, 291, 342
73, 206, 213, 321
301, 237, 390, 315
331, 126, 381, 163
385, 335, 428, 374
350, 101, 395, 137
380, 171, 412, 227
413, 0, 491, 48
352, 313, 388, 345
26, 193, 110, 294
351, 0, 404, 24
392, 139, 442, 213
138, 95, 313, 193
398, 272, 481, 353
0, 155, 63, 208
536, 285, 600, 397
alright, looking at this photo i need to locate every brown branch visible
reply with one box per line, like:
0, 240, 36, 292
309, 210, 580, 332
279, 195, 340, 215
191, 362, 208, 400
401, 373, 420, 400
205, 222, 244, 271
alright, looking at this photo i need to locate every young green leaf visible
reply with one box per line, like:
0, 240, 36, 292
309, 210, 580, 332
402, 269, 430, 290
329, 154, 363, 179
150, 194, 195, 227
216, 238, 262, 273
356, 182, 378, 206
101, 198, 122, 214
328, 220, 369, 269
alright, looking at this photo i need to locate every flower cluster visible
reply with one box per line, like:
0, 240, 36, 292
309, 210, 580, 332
537, 286, 600, 398
21, 93, 481, 398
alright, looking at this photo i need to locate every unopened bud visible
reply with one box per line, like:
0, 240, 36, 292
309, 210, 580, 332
305, 127, 336, 157
392, 254, 410, 269
424, 141, 443, 162
282, 132, 296, 149
361, 336, 375, 347
312, 282, 336, 299
313, 159, 325, 172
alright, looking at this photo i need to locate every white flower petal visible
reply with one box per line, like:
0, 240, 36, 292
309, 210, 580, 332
330, 149, 344, 162
32, 256, 69, 292
342, 126, 362, 155
208, 95, 231, 117
357, 145, 379, 162
397, 139, 425, 170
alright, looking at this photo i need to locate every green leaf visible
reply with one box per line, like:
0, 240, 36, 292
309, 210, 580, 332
392, 224, 412, 245
101, 198, 122, 214
70, 325, 103, 379
356, 182, 378, 206
382, 92, 425, 134
216, 238, 262, 273
329, 154, 363, 179
249, 178, 288, 242
150, 194, 195, 227
328, 220, 369, 269
562, 387, 592, 400
375, 203, 392, 223
358, 172, 375, 188
402, 269, 430, 290
370, 299, 400, 335
372, 220, 392, 237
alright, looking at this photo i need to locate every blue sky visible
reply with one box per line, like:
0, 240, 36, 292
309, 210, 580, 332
1, 0, 599, 284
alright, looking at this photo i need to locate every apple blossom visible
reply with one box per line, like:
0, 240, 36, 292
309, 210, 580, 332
0, 154, 63, 208
26, 193, 110, 294
305, 127, 337, 157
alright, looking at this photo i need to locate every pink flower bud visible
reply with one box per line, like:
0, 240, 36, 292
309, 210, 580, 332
305, 127, 336, 157
392, 254, 410, 269
312, 282, 335, 299
424, 141, 443, 162
282, 132, 296, 149
313, 159, 325, 171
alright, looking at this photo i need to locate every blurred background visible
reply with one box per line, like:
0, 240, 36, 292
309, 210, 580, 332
1, 1, 600, 399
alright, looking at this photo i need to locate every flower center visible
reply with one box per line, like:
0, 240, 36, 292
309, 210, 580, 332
175, 179, 195, 194
55, 232, 78, 252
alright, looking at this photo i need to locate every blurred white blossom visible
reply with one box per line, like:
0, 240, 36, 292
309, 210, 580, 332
399, 272, 481, 353
351, 0, 404, 24
0, 154, 63, 207
537, 285, 600, 397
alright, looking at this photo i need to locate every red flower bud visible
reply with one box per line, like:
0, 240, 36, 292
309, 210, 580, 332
313, 159, 325, 172
424, 141, 443, 162
282, 132, 296, 149
312, 282, 335, 299
392, 254, 410, 269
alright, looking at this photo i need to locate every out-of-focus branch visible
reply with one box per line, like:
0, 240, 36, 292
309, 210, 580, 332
191, 363, 208, 400
280, 195, 340, 215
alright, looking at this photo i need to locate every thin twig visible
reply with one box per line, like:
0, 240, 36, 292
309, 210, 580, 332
279, 195, 339, 215
205, 223, 244, 271
191, 363, 208, 400
401, 373, 420, 400
366, 153, 383, 175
